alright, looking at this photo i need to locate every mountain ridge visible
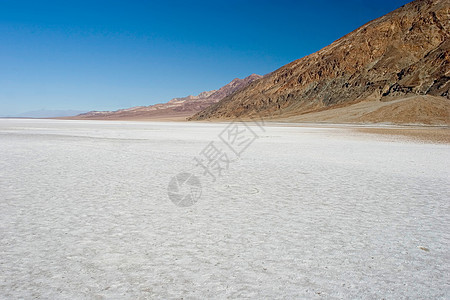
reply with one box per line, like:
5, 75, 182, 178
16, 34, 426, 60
189, 0, 449, 124
71, 74, 262, 120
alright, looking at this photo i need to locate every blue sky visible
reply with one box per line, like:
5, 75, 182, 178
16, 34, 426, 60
0, 0, 411, 116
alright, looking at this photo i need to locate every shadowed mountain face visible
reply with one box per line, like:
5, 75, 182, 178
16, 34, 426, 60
73, 74, 262, 120
190, 0, 449, 123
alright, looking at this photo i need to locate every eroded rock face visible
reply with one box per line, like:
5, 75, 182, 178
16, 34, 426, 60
190, 0, 449, 121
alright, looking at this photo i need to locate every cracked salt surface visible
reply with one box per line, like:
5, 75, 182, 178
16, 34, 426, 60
0, 119, 449, 299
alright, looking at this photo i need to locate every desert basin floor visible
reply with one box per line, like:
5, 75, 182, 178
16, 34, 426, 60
0, 119, 449, 299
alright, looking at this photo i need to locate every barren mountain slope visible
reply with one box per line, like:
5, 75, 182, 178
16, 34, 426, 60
71, 74, 262, 121
190, 0, 449, 124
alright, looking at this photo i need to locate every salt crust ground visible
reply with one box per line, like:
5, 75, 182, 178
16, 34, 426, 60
0, 119, 449, 299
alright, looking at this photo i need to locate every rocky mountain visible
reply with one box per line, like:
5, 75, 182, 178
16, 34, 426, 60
72, 74, 262, 120
206, 73, 263, 102
167, 90, 217, 105
190, 0, 449, 124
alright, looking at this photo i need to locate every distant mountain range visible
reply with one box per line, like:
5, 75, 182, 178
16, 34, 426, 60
69, 74, 262, 121
65, 0, 449, 125
190, 0, 449, 124
3, 109, 87, 118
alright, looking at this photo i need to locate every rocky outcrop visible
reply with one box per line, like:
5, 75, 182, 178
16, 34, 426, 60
190, 0, 449, 123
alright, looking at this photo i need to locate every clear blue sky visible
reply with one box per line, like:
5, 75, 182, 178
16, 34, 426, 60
0, 0, 411, 116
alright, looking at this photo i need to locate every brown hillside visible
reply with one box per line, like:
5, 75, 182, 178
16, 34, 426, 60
190, 0, 449, 124
69, 74, 262, 121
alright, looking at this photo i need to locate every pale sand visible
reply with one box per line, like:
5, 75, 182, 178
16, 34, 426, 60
273, 123, 450, 144
241, 95, 450, 127
355, 126, 450, 144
